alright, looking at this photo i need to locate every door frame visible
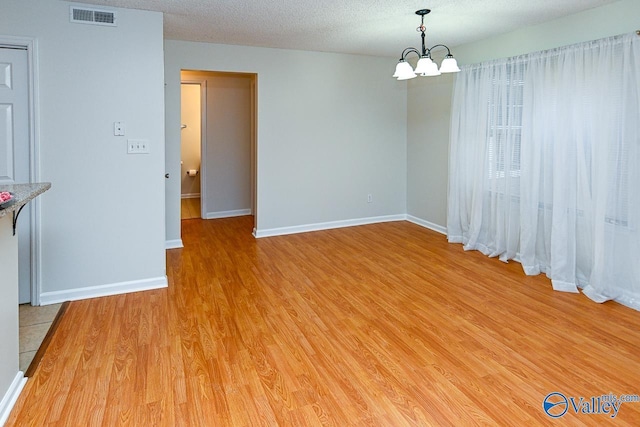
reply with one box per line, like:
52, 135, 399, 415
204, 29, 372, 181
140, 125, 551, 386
250, 75, 257, 225
0, 35, 42, 306
180, 79, 207, 219
178, 70, 257, 229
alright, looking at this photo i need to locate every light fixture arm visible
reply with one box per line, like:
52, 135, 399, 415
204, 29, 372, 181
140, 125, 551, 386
401, 26, 453, 61
400, 47, 421, 61
425, 44, 454, 58
403, 44, 454, 61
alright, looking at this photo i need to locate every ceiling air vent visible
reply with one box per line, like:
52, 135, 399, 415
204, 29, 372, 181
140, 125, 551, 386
70, 6, 117, 26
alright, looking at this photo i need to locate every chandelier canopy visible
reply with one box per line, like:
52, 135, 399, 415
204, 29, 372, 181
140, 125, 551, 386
393, 9, 460, 80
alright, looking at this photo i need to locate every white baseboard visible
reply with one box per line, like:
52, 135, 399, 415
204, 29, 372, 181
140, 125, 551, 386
39, 276, 168, 305
205, 209, 251, 220
181, 193, 200, 199
253, 214, 406, 238
165, 239, 184, 249
406, 215, 447, 235
0, 372, 27, 426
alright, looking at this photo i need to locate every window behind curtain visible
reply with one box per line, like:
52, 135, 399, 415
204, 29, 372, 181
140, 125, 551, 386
448, 32, 640, 309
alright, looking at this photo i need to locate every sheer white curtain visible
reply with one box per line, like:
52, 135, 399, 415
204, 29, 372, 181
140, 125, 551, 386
448, 32, 640, 309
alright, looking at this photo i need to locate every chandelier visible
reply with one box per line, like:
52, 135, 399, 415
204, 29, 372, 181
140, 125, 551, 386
393, 9, 460, 80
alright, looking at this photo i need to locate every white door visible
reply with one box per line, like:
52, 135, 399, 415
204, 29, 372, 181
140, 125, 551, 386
0, 46, 31, 304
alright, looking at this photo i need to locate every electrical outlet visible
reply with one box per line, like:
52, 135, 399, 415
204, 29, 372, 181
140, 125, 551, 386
367, 194, 373, 203
127, 139, 149, 154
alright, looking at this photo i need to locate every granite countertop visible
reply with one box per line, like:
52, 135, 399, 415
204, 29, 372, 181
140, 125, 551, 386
0, 182, 51, 217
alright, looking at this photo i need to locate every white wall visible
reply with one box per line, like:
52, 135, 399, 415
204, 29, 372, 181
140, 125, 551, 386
453, 0, 640, 66
202, 73, 252, 216
1, 0, 167, 300
0, 215, 20, 422
165, 41, 407, 238
406, 0, 640, 230
182, 71, 253, 216
406, 74, 454, 228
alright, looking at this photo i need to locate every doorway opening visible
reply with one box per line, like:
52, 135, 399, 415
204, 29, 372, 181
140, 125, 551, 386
1, 36, 56, 375
179, 70, 257, 230
0, 39, 41, 306
180, 81, 203, 220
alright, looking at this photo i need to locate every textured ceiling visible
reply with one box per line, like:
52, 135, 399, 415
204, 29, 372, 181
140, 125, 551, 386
69, 0, 618, 57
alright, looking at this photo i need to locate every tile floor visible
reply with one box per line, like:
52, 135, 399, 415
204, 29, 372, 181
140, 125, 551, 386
181, 197, 201, 220
19, 303, 62, 372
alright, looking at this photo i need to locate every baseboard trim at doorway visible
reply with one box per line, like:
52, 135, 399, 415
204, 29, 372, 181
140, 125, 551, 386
39, 276, 168, 305
181, 193, 200, 199
24, 301, 70, 378
205, 209, 251, 220
166, 239, 184, 249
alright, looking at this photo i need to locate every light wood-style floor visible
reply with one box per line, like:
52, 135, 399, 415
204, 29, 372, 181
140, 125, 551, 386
8, 217, 640, 425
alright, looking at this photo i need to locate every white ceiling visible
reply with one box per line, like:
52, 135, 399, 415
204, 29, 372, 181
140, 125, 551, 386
70, 0, 618, 58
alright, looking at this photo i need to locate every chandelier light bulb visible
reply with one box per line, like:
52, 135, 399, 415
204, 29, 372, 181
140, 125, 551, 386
440, 56, 461, 73
414, 57, 433, 75
393, 61, 417, 80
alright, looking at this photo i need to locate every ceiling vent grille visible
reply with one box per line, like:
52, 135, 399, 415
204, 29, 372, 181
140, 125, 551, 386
70, 6, 117, 26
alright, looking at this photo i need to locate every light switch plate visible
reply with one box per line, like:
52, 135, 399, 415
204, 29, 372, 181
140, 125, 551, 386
127, 139, 149, 154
